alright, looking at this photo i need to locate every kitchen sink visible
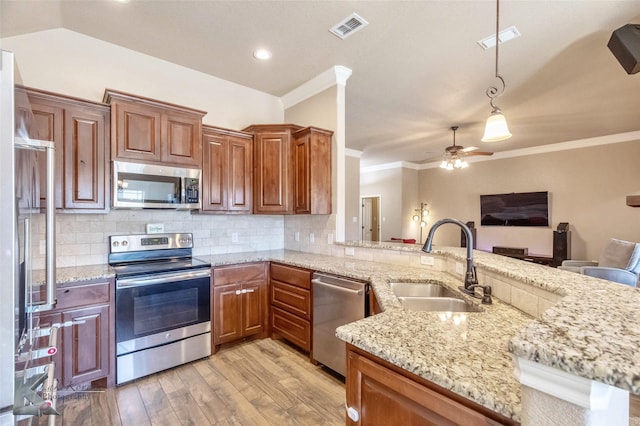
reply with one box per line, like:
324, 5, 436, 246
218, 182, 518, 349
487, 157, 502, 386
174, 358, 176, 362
389, 282, 459, 298
389, 282, 480, 312
397, 296, 481, 312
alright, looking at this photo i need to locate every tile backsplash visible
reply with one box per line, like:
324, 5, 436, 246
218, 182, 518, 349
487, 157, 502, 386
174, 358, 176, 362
31, 210, 287, 269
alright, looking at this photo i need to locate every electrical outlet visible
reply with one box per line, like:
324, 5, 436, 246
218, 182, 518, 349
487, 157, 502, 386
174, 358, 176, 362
420, 256, 435, 266
309, 233, 315, 243
352, 216, 358, 223
455, 262, 463, 274
345, 247, 355, 256
231, 233, 239, 243
294, 231, 300, 241
146, 223, 164, 234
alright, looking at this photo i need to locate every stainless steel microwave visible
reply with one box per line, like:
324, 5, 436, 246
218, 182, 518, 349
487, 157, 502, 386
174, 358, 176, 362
112, 161, 201, 209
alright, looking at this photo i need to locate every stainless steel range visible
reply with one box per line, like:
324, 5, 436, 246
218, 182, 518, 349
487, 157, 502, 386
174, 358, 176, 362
109, 233, 211, 384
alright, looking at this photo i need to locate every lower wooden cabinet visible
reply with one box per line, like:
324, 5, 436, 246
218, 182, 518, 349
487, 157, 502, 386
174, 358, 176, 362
34, 279, 113, 388
345, 344, 516, 426
61, 304, 110, 386
212, 263, 268, 353
269, 263, 312, 352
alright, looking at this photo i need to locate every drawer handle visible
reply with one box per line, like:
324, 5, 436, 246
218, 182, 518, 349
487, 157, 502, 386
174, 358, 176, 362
236, 289, 256, 295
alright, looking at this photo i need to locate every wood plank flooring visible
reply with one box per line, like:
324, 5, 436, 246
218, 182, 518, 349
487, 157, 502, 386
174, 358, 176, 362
32, 339, 346, 426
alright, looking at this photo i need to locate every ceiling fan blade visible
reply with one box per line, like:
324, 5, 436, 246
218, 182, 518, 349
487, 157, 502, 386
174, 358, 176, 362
464, 151, 494, 156
460, 146, 479, 153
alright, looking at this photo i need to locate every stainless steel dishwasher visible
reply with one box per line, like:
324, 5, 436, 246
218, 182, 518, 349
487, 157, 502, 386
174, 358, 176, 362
312, 273, 369, 376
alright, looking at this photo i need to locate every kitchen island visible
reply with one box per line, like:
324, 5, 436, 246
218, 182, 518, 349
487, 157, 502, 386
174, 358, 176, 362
52, 244, 640, 424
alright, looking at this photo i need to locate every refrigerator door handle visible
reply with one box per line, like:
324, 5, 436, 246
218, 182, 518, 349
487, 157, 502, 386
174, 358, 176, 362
18, 138, 56, 312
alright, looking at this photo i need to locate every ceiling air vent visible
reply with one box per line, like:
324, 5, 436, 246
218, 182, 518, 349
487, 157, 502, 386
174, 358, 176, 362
329, 13, 369, 39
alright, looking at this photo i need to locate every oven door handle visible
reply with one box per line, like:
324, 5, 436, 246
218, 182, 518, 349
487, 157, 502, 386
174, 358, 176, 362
116, 269, 211, 288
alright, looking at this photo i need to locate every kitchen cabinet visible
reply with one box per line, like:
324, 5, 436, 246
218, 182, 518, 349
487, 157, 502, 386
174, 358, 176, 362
104, 89, 206, 168
270, 263, 312, 352
293, 126, 333, 214
33, 279, 114, 388
345, 344, 516, 426
244, 124, 301, 214
24, 88, 110, 212
201, 125, 253, 213
212, 263, 268, 353
244, 124, 333, 215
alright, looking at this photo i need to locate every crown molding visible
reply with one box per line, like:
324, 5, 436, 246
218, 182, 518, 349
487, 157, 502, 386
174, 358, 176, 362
346, 148, 363, 158
281, 65, 352, 109
361, 161, 421, 173
392, 130, 640, 170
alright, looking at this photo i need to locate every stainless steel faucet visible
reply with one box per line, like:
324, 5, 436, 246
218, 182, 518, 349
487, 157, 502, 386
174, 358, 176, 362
422, 218, 478, 292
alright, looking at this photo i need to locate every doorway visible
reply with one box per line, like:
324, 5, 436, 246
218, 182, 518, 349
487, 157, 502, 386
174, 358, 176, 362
361, 196, 380, 241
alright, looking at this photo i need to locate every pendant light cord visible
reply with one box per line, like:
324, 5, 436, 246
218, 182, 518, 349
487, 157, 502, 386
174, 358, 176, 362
486, 0, 506, 109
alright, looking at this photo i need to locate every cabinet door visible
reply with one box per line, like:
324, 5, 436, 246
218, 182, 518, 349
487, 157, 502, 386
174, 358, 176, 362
294, 134, 311, 214
63, 105, 109, 210
27, 98, 64, 209
241, 280, 266, 337
346, 347, 505, 426
253, 131, 292, 213
163, 111, 202, 167
213, 283, 242, 344
61, 305, 109, 387
112, 100, 162, 163
293, 128, 332, 215
202, 132, 228, 211
228, 136, 252, 212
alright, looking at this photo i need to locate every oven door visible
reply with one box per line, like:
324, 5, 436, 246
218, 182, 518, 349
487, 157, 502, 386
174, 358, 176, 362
115, 268, 211, 356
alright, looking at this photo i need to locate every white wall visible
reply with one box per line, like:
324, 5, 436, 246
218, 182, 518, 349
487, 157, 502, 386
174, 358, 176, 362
1, 29, 283, 129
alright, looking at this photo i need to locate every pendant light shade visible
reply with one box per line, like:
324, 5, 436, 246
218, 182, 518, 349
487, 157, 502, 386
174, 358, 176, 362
482, 107, 512, 142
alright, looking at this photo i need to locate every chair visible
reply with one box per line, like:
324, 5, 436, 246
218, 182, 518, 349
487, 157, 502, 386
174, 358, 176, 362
559, 238, 640, 287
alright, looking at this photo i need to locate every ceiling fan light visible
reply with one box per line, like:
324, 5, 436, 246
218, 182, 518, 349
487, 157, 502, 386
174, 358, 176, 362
482, 109, 512, 142
440, 160, 448, 169
460, 160, 469, 168
446, 163, 454, 171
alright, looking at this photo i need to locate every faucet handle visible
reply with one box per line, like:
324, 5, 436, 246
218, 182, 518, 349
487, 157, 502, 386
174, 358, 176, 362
480, 285, 492, 305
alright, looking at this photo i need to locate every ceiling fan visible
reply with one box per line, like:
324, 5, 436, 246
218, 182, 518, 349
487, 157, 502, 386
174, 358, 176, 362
440, 126, 493, 170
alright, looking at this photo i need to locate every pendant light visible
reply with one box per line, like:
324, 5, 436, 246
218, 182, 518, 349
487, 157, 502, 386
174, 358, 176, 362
481, 0, 512, 142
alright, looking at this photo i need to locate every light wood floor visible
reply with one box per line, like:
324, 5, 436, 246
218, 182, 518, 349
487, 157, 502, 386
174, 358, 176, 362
37, 339, 346, 426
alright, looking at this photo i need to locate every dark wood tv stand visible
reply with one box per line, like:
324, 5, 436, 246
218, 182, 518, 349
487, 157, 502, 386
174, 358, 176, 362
475, 223, 571, 268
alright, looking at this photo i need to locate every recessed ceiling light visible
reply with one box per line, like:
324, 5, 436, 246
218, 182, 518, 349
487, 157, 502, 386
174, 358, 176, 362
477, 25, 521, 50
253, 49, 272, 60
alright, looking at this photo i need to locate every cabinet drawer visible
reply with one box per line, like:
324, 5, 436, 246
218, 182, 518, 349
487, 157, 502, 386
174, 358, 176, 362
55, 281, 110, 310
214, 263, 266, 286
270, 263, 311, 289
272, 307, 310, 352
271, 281, 311, 320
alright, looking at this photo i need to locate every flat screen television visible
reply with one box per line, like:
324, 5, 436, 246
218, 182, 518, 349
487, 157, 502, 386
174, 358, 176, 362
480, 191, 549, 227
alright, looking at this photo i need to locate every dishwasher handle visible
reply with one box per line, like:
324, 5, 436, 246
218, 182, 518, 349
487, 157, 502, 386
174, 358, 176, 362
312, 278, 364, 295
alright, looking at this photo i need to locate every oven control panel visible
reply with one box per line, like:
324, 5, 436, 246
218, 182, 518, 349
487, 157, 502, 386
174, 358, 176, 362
110, 233, 193, 253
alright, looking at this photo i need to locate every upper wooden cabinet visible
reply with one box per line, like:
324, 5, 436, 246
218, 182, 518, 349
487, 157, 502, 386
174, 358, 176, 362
103, 89, 206, 168
293, 127, 333, 214
25, 88, 110, 212
201, 125, 253, 214
243, 124, 332, 215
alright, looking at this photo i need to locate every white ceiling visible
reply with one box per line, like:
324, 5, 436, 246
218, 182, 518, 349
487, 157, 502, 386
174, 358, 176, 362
2, 0, 640, 166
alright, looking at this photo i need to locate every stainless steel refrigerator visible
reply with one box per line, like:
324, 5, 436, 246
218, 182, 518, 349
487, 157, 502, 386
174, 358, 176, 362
0, 50, 58, 425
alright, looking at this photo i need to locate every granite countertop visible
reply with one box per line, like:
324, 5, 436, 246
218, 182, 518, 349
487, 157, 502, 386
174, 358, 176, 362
51, 245, 640, 423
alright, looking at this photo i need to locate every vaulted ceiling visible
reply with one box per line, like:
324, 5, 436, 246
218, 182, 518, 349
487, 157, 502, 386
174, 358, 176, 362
2, 0, 639, 166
